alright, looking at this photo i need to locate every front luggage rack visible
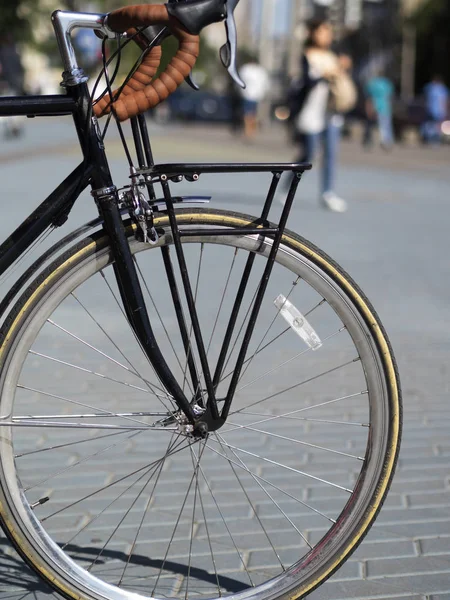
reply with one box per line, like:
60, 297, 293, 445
138, 161, 312, 241
136, 161, 312, 423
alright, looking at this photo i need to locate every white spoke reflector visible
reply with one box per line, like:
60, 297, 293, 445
274, 295, 322, 350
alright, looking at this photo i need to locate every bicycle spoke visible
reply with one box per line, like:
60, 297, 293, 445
304, 298, 328, 316
13, 412, 169, 421
151, 442, 206, 596
225, 422, 364, 460
207, 248, 238, 355
219, 327, 289, 385
237, 276, 301, 383
238, 412, 369, 427
192, 446, 255, 588
25, 430, 143, 492
47, 318, 144, 378
209, 437, 333, 524
117, 432, 178, 586
237, 328, 345, 393
228, 391, 368, 426
186, 248, 229, 412
71, 289, 177, 419
185, 444, 202, 600
207, 438, 353, 493
182, 243, 204, 397
62, 435, 188, 550
99, 271, 177, 413
230, 358, 359, 415
220, 298, 328, 386
14, 430, 126, 458
42, 439, 193, 522
87, 435, 182, 573
188, 447, 222, 597
71, 292, 153, 389
16, 385, 157, 427
0, 228, 53, 288
213, 433, 285, 569
133, 257, 194, 396
221, 284, 259, 380
27, 351, 169, 401
5, 420, 175, 431
215, 432, 314, 547
237, 297, 328, 387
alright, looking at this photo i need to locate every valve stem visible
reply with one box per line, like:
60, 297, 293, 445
30, 496, 50, 510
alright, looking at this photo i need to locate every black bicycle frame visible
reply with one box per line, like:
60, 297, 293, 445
0, 85, 311, 434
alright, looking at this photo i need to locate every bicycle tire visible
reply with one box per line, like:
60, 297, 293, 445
0, 208, 401, 600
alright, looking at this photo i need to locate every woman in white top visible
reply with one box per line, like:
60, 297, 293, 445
288, 19, 348, 213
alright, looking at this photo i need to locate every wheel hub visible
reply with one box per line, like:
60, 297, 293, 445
156, 402, 226, 438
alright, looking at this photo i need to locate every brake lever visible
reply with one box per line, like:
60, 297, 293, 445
186, 73, 200, 90
220, 0, 245, 88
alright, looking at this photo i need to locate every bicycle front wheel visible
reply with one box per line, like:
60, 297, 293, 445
0, 208, 401, 600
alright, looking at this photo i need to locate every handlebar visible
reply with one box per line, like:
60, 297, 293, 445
93, 4, 200, 122
92, 0, 243, 123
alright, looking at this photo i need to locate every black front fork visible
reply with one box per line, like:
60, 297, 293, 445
71, 83, 196, 424
71, 83, 306, 434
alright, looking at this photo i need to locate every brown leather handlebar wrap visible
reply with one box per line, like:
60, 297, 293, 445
93, 4, 200, 122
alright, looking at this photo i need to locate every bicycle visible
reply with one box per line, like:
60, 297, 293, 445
0, 2, 402, 599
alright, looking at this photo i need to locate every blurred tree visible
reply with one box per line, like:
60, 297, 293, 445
0, 0, 39, 41
0, 0, 85, 43
412, 0, 449, 35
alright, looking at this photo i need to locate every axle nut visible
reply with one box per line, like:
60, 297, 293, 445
194, 422, 209, 439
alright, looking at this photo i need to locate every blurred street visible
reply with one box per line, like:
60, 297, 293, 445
0, 118, 450, 600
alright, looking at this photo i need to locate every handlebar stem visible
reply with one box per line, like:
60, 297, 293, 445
52, 10, 111, 86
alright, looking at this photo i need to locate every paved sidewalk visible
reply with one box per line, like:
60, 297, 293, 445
0, 120, 449, 600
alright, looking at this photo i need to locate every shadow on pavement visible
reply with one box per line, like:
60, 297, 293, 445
0, 539, 56, 597
0, 537, 250, 597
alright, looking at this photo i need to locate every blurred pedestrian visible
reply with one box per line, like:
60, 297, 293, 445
239, 60, 270, 141
0, 34, 25, 95
0, 34, 25, 138
284, 19, 356, 213
422, 74, 449, 145
363, 69, 394, 151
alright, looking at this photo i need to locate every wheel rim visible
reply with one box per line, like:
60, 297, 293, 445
0, 216, 397, 600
